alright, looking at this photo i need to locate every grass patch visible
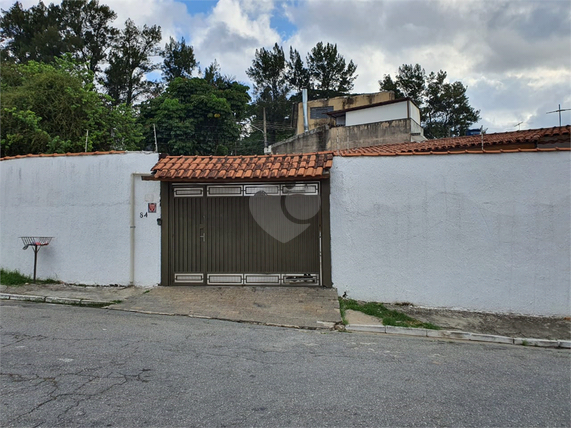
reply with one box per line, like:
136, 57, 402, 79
339, 298, 440, 330
0, 269, 60, 286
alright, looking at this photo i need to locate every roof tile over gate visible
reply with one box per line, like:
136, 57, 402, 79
151, 153, 334, 181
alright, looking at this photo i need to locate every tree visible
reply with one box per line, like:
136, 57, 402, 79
246, 43, 288, 100
0, 1, 64, 64
423, 71, 480, 138
387, 64, 425, 107
246, 44, 294, 145
286, 47, 310, 98
138, 76, 250, 155
380, 64, 480, 138
1, 59, 142, 156
101, 19, 161, 106
58, 0, 118, 73
161, 36, 197, 82
306, 42, 357, 99
0, 0, 118, 73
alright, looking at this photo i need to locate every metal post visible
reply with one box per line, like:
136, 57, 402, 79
153, 123, 158, 152
263, 107, 267, 148
302, 88, 309, 132
33, 246, 39, 282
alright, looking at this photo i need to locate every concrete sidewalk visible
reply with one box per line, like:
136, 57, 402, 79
0, 284, 342, 330
1, 284, 569, 348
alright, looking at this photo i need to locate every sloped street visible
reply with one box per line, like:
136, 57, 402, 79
1, 301, 570, 427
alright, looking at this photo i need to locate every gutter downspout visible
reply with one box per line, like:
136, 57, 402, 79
302, 88, 309, 132
130, 173, 152, 286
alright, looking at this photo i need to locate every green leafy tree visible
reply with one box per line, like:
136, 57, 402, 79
0, 1, 64, 64
380, 64, 480, 138
102, 19, 161, 106
161, 36, 197, 81
0, 0, 117, 72
139, 76, 250, 155
306, 42, 357, 99
1, 60, 142, 156
58, 0, 118, 73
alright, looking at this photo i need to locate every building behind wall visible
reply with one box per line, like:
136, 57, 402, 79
271, 92, 425, 154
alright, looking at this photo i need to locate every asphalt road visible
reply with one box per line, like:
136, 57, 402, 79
1, 302, 570, 428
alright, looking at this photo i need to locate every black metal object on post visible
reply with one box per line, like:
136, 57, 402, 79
20, 237, 53, 282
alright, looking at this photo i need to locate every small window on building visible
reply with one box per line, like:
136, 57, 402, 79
335, 115, 346, 126
310, 106, 334, 119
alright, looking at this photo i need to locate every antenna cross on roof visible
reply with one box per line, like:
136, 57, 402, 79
546, 104, 571, 127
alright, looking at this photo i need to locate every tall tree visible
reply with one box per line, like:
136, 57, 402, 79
246, 43, 289, 100
389, 64, 425, 107
380, 64, 480, 138
161, 36, 197, 82
246, 43, 293, 145
58, 0, 118, 73
423, 71, 480, 138
286, 47, 310, 98
0, 1, 64, 64
0, 0, 117, 72
102, 19, 161, 106
306, 42, 357, 99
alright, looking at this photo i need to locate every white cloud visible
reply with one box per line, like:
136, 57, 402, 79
1, 0, 569, 130
185, 0, 282, 82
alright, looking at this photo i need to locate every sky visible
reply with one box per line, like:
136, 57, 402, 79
3, 0, 570, 133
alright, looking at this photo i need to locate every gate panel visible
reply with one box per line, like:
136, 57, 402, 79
171, 186, 204, 284
168, 182, 322, 286
206, 194, 320, 275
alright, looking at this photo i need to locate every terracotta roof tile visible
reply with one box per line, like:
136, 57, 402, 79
151, 153, 334, 182
337, 126, 570, 156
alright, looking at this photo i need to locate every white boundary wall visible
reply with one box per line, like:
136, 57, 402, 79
330, 152, 571, 316
0, 152, 161, 286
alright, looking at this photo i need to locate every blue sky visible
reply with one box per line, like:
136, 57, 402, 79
2, 0, 570, 133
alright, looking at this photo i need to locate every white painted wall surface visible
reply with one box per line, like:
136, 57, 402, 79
0, 152, 161, 286
409, 101, 421, 124
330, 152, 571, 316
346, 101, 407, 127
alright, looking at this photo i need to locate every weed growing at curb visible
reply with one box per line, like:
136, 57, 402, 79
339, 298, 441, 330
338, 302, 348, 325
0, 269, 60, 286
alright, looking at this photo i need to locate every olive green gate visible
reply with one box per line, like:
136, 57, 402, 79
165, 182, 323, 286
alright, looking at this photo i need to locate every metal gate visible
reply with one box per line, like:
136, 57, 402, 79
166, 182, 322, 286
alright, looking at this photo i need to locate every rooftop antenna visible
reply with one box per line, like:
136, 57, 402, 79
546, 104, 570, 127
515, 121, 523, 130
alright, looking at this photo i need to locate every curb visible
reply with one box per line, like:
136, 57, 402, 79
0, 293, 113, 307
346, 324, 570, 349
3, 293, 569, 347
1, 293, 334, 331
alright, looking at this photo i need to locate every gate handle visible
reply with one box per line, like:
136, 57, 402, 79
200, 232, 205, 242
